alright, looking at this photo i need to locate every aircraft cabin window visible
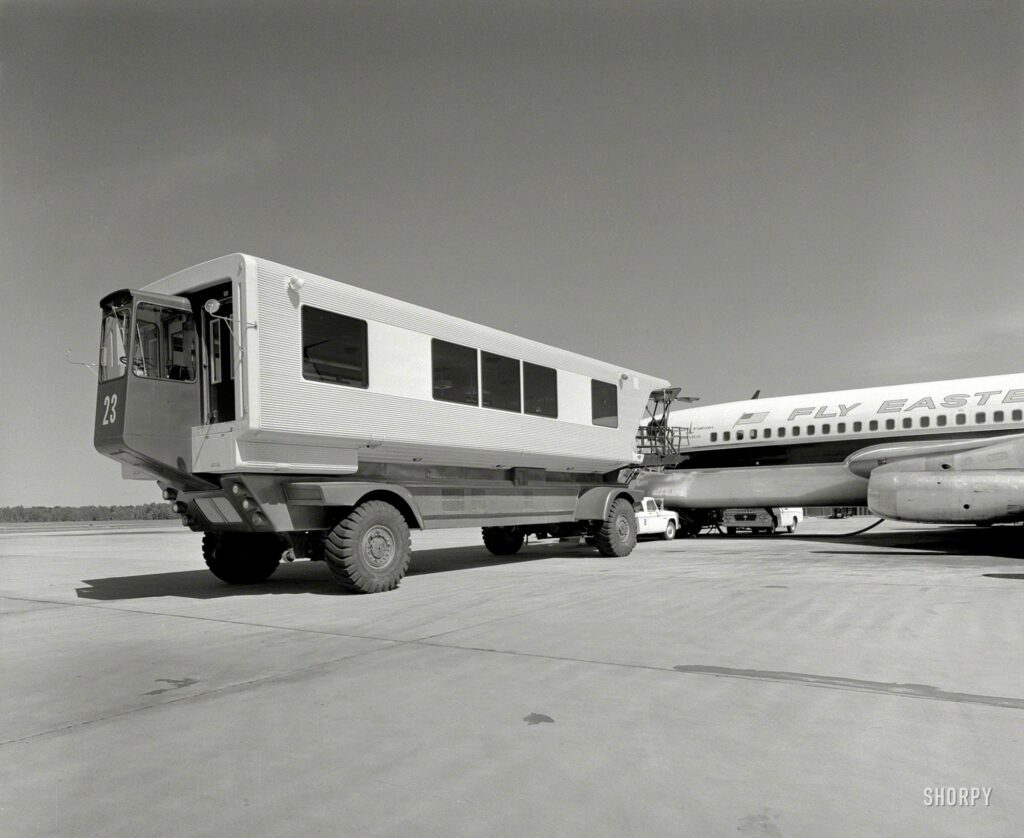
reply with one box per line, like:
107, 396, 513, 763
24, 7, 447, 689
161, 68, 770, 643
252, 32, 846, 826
806, 425, 815, 436
936, 415, 947, 426
710, 432, 718, 442
481, 351, 521, 413
301, 306, 368, 389
994, 410, 1004, 422
591, 379, 618, 428
885, 419, 895, 430
723, 431, 731, 441
955, 414, 966, 425
791, 426, 800, 437
920, 416, 930, 428
821, 424, 830, 434
749, 429, 758, 439
763, 428, 772, 439
777, 428, 786, 438
975, 412, 986, 424
736, 431, 745, 441
852, 421, 862, 432
837, 423, 846, 433
432, 339, 478, 405
902, 418, 912, 429
1013, 410, 1023, 421
869, 420, 878, 431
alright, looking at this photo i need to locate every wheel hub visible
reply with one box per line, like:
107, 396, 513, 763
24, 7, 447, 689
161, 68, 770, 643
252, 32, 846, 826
363, 525, 396, 568
615, 514, 631, 540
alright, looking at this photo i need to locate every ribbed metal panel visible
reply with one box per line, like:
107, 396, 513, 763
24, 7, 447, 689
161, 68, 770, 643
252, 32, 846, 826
250, 257, 670, 472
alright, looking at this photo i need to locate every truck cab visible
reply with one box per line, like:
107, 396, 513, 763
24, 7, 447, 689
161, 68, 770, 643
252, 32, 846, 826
721, 507, 803, 535
634, 497, 680, 540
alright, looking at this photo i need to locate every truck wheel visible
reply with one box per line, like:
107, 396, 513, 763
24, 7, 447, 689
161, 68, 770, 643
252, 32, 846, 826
203, 532, 284, 584
725, 527, 736, 536
594, 498, 637, 557
662, 520, 677, 541
324, 501, 411, 594
786, 519, 797, 534
482, 526, 525, 556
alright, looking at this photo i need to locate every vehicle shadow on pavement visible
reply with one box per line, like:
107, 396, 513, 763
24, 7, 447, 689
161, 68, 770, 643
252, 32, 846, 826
787, 524, 1024, 561
74, 543, 577, 601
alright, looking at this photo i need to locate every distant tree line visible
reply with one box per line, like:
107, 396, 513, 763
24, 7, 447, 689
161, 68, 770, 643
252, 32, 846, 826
0, 503, 177, 522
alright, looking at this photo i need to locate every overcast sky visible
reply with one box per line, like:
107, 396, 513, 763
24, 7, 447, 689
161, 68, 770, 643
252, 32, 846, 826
1, 0, 1021, 505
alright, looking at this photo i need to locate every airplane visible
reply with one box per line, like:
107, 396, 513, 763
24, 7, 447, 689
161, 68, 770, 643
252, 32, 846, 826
633, 373, 1024, 532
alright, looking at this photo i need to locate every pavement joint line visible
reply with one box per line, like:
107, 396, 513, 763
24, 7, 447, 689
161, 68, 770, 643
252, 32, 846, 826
0, 639, 401, 748
3, 591, 1022, 749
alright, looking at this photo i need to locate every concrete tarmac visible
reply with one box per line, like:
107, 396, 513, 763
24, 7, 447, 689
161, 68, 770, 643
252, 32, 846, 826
1, 519, 1022, 837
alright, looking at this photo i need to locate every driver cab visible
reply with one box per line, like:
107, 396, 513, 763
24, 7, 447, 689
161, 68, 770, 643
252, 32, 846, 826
94, 281, 237, 487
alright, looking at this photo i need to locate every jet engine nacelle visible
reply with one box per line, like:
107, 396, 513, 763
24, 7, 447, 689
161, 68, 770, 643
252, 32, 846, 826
867, 469, 1024, 524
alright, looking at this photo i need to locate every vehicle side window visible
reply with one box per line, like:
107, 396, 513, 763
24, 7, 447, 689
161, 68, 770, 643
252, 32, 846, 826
869, 420, 878, 431
481, 352, 520, 413
920, 416, 930, 428
936, 415, 947, 426
301, 306, 368, 388
432, 339, 478, 405
975, 412, 986, 424
1013, 410, 1023, 421
777, 427, 785, 438
591, 380, 618, 428
523, 362, 558, 418
993, 410, 1004, 422
885, 419, 895, 430
133, 303, 197, 382
710, 432, 718, 442
763, 428, 771, 439
902, 417, 912, 429
852, 421, 862, 432
955, 414, 966, 425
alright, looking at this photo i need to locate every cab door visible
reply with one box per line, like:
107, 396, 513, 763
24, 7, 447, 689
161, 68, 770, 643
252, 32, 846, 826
194, 283, 236, 425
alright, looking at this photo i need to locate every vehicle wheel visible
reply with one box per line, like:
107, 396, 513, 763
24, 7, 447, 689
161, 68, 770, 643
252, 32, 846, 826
202, 532, 284, 584
786, 518, 797, 534
662, 520, 677, 541
324, 501, 411, 594
482, 526, 525, 556
725, 527, 737, 536
594, 498, 637, 557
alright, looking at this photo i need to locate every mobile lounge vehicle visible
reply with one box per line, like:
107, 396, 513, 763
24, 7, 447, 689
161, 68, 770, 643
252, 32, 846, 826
95, 255, 670, 592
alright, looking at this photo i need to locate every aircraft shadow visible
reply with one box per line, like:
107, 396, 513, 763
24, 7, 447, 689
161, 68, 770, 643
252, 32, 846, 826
74, 542, 582, 601
774, 523, 1024, 561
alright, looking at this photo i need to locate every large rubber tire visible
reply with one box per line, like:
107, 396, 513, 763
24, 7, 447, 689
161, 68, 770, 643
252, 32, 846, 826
786, 518, 797, 534
594, 498, 637, 557
725, 527, 737, 536
482, 526, 525, 556
324, 500, 411, 594
203, 532, 284, 584
662, 520, 677, 541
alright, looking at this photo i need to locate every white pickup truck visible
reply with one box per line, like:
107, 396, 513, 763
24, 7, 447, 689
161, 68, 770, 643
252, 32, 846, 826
721, 507, 803, 535
635, 497, 681, 540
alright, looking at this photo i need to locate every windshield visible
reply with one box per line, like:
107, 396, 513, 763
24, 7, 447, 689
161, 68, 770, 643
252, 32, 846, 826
98, 306, 130, 382
132, 303, 197, 381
